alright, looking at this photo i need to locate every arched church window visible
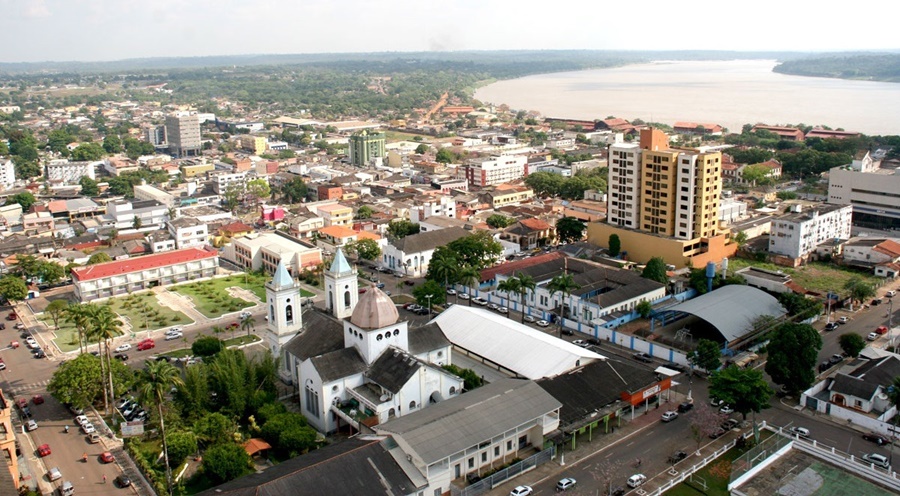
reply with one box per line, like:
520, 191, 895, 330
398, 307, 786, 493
344, 290, 351, 307
285, 305, 293, 324
393, 329, 399, 336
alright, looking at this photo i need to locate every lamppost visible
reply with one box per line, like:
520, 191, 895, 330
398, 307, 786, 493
425, 294, 433, 316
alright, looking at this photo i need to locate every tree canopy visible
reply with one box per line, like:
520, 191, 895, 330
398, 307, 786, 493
688, 338, 722, 372
386, 219, 420, 239
641, 257, 668, 284
486, 214, 513, 229
839, 332, 866, 358
709, 365, 773, 420
0, 276, 27, 304
556, 216, 586, 243
764, 322, 822, 394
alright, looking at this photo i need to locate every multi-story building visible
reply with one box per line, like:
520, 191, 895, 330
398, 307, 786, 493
227, 231, 322, 276
465, 155, 528, 188
409, 196, 456, 222
348, 130, 386, 166
607, 142, 642, 229
316, 184, 343, 201
0, 158, 15, 189
145, 125, 167, 147
167, 217, 209, 249
165, 113, 201, 157
45, 159, 98, 185
482, 184, 534, 208
133, 183, 177, 209
828, 152, 900, 230
316, 203, 353, 227
239, 135, 267, 155
315, 225, 358, 252
0, 389, 21, 490
71, 247, 219, 301
768, 204, 853, 263
22, 211, 54, 233
210, 171, 248, 195
105, 200, 168, 230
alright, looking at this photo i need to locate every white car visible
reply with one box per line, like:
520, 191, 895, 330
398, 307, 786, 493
25, 420, 38, 431
48, 467, 62, 482
887, 290, 896, 298
457, 293, 470, 300
867, 332, 879, 341
720, 405, 735, 415
74, 415, 89, 426
536, 319, 550, 327
523, 315, 536, 323
497, 306, 509, 314
165, 331, 183, 341
627, 474, 647, 488
509, 486, 533, 496
446, 288, 457, 295
240, 311, 252, 319
25, 337, 38, 349
167, 326, 183, 334
114, 343, 132, 353
790, 426, 810, 438
573, 340, 590, 348
81, 422, 96, 434
661, 411, 679, 422
838, 316, 849, 324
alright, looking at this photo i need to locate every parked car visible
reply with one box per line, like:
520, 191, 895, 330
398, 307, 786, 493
876, 325, 889, 335
497, 306, 509, 314
115, 475, 132, 488
24, 337, 38, 348
114, 343, 132, 353
824, 322, 838, 331
872, 298, 883, 306
74, 415, 89, 426
0, 361, 6, 371
509, 486, 533, 496
0, 323, 5, 330
790, 427, 810, 438
667, 450, 687, 464
100, 451, 115, 463
33, 348, 45, 359
838, 316, 849, 324
867, 332, 879, 341
32, 394, 44, 405
556, 477, 577, 491
14, 322, 24, 329
37, 443, 51, 457
446, 288, 457, 295
887, 290, 897, 298
677, 401, 694, 413
561, 327, 574, 336
137, 339, 155, 351
627, 474, 647, 488
60, 481, 74, 496
114, 353, 128, 361
81, 422, 95, 434
709, 427, 726, 439
88, 432, 101, 444
829, 354, 844, 366
48, 467, 62, 482
167, 326, 183, 334
536, 319, 550, 327
863, 432, 889, 446
523, 315, 536, 323
6, 312, 16, 320
633, 352, 653, 363
721, 418, 740, 430
473, 297, 488, 306
25, 420, 38, 431
165, 331, 183, 341
487, 303, 499, 311
862, 453, 890, 469
719, 405, 735, 415
573, 340, 590, 348
661, 411, 679, 422
457, 293, 470, 300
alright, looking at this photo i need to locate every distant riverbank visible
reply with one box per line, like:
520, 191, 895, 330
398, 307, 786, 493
474, 60, 900, 135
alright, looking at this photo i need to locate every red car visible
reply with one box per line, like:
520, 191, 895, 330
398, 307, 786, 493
16, 398, 27, 409
137, 339, 155, 351
37, 444, 51, 457
5, 312, 16, 321
32, 394, 44, 405
99, 451, 115, 463
876, 326, 889, 335
227, 322, 239, 330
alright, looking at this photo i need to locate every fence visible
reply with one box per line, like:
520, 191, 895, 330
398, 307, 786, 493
647, 431, 752, 496
450, 446, 556, 496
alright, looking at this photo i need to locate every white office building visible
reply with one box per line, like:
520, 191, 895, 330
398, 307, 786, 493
768, 204, 853, 260
607, 142, 641, 229
45, 159, 99, 185
465, 155, 528, 187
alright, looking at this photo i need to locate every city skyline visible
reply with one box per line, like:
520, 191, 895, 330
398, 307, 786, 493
1, 0, 897, 63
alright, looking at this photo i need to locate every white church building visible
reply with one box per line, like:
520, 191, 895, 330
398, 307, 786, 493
270, 249, 464, 434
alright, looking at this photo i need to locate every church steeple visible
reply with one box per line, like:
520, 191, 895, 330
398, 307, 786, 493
265, 261, 303, 382
325, 248, 358, 319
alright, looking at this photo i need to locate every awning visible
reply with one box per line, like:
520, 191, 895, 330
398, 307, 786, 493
655, 366, 682, 377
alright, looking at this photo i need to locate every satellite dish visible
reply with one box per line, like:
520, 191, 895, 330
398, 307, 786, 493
379, 394, 389, 402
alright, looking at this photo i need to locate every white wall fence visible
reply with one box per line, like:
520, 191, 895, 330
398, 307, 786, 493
648, 432, 750, 496
802, 385, 900, 437
453, 288, 692, 367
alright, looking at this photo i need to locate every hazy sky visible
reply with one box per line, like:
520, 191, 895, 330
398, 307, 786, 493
1, 0, 897, 63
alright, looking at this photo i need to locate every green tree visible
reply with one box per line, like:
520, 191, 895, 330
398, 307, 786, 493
486, 214, 513, 229
245, 178, 271, 205
138, 361, 185, 496
777, 292, 823, 319
356, 205, 374, 219
547, 272, 580, 336
386, 219, 420, 239
843, 277, 875, 309
457, 266, 481, 306
48, 354, 105, 409
556, 217, 586, 243
636, 300, 653, 318
709, 365, 773, 422
103, 134, 122, 154
6, 192, 36, 210
165, 431, 198, 469
514, 272, 537, 322
435, 148, 454, 164
45, 299, 68, 329
71, 142, 105, 161
222, 183, 243, 214
838, 333, 866, 358
192, 336, 225, 357
79, 176, 99, 196
202, 443, 251, 484
415, 143, 429, 154
281, 176, 308, 203
241, 314, 255, 337
641, 257, 669, 284
412, 280, 446, 309
688, 339, 722, 372
193, 412, 237, 447
15, 254, 43, 278
0, 276, 27, 305
496, 277, 521, 318
426, 247, 458, 288
277, 149, 295, 159
87, 252, 112, 265
447, 231, 503, 270
608, 234, 621, 257
442, 364, 484, 391
765, 322, 822, 395
740, 163, 774, 186
733, 231, 748, 249
346, 238, 381, 261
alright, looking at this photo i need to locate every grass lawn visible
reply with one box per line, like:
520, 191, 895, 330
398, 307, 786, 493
171, 275, 313, 318
725, 257, 881, 296
40, 293, 192, 353
162, 334, 261, 359
384, 130, 427, 142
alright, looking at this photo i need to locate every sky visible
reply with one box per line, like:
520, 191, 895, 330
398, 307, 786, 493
1, 0, 897, 63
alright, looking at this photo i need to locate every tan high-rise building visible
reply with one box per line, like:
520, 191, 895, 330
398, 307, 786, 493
165, 113, 201, 157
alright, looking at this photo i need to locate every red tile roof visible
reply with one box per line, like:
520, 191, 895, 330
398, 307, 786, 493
71, 247, 217, 282
219, 221, 255, 234
874, 240, 900, 259
520, 218, 553, 231
480, 251, 566, 281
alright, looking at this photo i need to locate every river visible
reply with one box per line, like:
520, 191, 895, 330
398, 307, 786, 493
474, 60, 900, 135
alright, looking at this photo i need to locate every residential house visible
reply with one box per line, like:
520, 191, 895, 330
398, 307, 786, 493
316, 225, 358, 253
842, 238, 900, 277
289, 215, 325, 239
503, 218, 555, 250
316, 203, 353, 227
380, 227, 469, 277
167, 217, 209, 249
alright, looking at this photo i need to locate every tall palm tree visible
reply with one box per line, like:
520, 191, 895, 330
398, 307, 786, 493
64, 303, 90, 354
497, 277, 521, 319
240, 314, 255, 338
547, 273, 580, 337
138, 361, 184, 496
429, 250, 458, 289
457, 266, 481, 307
515, 272, 537, 323
89, 304, 122, 416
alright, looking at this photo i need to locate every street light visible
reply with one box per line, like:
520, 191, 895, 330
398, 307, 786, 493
425, 294, 433, 316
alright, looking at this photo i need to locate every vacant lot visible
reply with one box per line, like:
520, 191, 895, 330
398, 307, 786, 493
725, 258, 881, 296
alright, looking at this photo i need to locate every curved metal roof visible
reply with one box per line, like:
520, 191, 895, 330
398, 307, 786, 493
667, 285, 786, 342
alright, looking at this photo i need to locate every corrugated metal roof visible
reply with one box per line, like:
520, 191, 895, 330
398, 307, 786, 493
433, 305, 604, 379
666, 285, 786, 342
374, 379, 560, 465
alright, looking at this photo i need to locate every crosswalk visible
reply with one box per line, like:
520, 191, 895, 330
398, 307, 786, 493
3, 378, 51, 396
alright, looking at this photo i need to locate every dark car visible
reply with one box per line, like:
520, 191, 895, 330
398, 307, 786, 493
824, 322, 838, 331
819, 361, 831, 373
709, 427, 726, 439
114, 353, 128, 361
0, 323, 5, 330
667, 450, 687, 464
828, 354, 844, 366
33, 349, 45, 359
863, 432, 889, 446
609, 486, 625, 496
587, 338, 602, 346
561, 328, 574, 336
677, 401, 694, 413
872, 298, 883, 306
633, 352, 653, 363
115, 475, 132, 488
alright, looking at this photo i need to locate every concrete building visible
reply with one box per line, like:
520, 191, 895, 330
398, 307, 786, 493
133, 183, 177, 209
71, 247, 219, 301
768, 204, 853, 263
165, 113, 201, 157
0, 389, 21, 491
607, 142, 642, 229
828, 152, 900, 229
210, 171, 248, 195
104, 200, 168, 230
45, 159, 97, 185
381, 227, 469, 277
0, 158, 15, 189
239, 135, 267, 155
145, 125, 167, 147
226, 231, 322, 277
410, 196, 457, 223
465, 155, 528, 188
167, 217, 209, 249
348, 130, 386, 166
316, 203, 353, 227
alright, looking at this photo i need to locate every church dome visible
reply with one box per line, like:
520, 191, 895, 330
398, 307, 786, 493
350, 285, 399, 329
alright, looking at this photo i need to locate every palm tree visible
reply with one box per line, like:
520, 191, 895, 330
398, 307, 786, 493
429, 250, 458, 290
88, 304, 122, 416
457, 266, 481, 307
497, 277, 521, 319
516, 272, 537, 323
138, 361, 184, 496
64, 303, 90, 354
240, 314, 254, 338
547, 273, 580, 337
